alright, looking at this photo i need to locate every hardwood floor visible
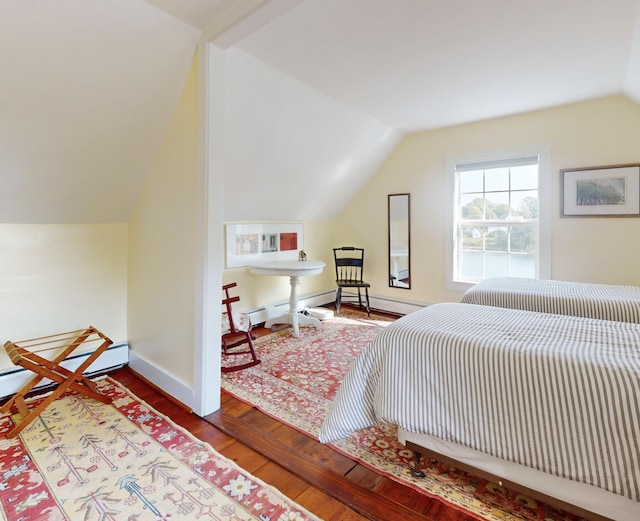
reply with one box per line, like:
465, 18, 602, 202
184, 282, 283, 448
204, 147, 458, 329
107, 308, 476, 521
110, 367, 472, 521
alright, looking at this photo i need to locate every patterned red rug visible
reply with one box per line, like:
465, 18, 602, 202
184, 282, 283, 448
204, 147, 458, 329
221, 309, 580, 521
0, 377, 320, 521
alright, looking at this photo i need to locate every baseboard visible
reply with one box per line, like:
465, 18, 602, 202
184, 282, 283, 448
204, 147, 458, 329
0, 342, 129, 400
247, 289, 426, 324
368, 295, 426, 315
328, 290, 426, 316
247, 290, 336, 324
128, 351, 194, 409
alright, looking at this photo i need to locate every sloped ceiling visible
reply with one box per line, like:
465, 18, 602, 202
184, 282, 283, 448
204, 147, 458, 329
0, 0, 201, 224
1, 0, 640, 224
223, 48, 402, 222
236, 0, 640, 132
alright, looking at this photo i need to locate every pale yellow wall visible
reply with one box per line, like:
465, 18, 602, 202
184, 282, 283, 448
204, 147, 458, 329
0, 223, 127, 369
336, 96, 640, 306
128, 53, 198, 386
222, 220, 338, 312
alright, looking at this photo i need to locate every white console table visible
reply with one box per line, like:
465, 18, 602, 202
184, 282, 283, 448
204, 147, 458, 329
249, 260, 326, 338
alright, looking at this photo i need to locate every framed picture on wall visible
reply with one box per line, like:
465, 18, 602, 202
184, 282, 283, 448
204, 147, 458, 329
561, 164, 640, 217
225, 222, 304, 268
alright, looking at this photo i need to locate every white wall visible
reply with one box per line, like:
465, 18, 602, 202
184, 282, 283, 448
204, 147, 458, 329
335, 96, 640, 306
224, 48, 402, 222
0, 0, 201, 224
219, 47, 406, 313
222, 220, 338, 313
0, 223, 127, 370
127, 53, 198, 405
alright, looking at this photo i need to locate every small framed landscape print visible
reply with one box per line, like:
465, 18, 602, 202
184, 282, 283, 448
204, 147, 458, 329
561, 164, 640, 217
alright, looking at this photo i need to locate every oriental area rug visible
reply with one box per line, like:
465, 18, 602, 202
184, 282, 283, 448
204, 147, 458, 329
0, 377, 320, 521
221, 308, 580, 521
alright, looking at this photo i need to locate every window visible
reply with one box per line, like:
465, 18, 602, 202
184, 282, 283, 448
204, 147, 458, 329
446, 145, 551, 291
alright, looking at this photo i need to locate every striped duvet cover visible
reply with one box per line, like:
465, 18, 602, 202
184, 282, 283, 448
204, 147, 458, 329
318, 302, 640, 502
461, 277, 640, 323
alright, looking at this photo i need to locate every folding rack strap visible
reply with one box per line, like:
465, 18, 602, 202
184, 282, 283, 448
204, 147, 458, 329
1, 326, 113, 438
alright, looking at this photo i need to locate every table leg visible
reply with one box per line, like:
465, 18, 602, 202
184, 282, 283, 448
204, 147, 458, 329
263, 275, 323, 337
289, 275, 300, 338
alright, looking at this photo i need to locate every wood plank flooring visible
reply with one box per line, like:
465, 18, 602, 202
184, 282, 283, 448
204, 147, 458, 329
107, 307, 477, 521
110, 366, 473, 521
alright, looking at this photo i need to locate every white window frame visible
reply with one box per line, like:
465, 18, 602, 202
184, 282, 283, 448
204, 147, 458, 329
445, 143, 552, 292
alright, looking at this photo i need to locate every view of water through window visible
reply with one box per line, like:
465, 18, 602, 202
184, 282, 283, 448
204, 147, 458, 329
459, 250, 535, 281
455, 159, 539, 283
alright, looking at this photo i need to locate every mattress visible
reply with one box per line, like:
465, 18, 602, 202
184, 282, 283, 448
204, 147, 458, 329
319, 302, 640, 505
460, 277, 640, 322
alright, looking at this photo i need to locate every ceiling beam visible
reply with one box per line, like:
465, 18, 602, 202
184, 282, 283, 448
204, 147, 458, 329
205, 0, 302, 47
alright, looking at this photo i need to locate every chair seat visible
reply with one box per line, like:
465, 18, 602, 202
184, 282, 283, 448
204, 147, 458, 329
336, 279, 370, 288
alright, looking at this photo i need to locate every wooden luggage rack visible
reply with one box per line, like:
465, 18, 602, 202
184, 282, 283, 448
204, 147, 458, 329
1, 326, 112, 438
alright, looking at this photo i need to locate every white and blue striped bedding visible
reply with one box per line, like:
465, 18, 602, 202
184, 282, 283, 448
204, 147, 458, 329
319, 302, 640, 503
461, 277, 640, 323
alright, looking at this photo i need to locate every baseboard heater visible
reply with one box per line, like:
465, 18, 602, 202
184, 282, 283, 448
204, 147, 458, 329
0, 342, 129, 400
247, 291, 337, 324
247, 290, 425, 325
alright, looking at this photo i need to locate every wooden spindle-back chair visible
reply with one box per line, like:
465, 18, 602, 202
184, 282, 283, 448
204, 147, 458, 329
333, 246, 371, 317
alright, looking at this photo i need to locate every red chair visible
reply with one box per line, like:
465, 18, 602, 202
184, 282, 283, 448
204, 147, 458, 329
221, 283, 261, 373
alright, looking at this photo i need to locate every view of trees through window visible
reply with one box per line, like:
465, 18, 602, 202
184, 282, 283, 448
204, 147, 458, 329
460, 195, 537, 252
455, 162, 539, 281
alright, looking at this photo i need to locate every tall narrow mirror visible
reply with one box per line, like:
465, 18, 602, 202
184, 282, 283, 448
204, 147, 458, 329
388, 193, 411, 289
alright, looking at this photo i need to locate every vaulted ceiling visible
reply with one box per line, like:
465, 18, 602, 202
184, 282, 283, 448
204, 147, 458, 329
2, 0, 639, 223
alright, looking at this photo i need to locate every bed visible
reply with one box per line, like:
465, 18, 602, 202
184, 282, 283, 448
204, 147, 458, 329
318, 302, 640, 521
460, 277, 640, 323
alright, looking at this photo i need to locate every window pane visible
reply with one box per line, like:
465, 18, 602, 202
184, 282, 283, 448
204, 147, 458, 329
484, 192, 510, 219
459, 170, 484, 193
510, 224, 536, 253
485, 168, 509, 192
486, 225, 508, 251
460, 195, 485, 219
485, 252, 508, 278
511, 164, 538, 190
511, 190, 538, 219
510, 253, 535, 277
460, 225, 484, 250
459, 250, 484, 280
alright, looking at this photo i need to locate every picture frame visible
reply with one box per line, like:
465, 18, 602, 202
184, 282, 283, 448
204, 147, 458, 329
225, 222, 304, 268
561, 164, 640, 217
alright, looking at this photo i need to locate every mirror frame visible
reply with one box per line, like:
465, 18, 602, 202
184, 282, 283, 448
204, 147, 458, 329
388, 193, 411, 289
